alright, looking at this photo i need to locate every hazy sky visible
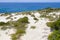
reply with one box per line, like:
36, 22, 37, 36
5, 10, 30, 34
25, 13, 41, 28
0, 0, 60, 2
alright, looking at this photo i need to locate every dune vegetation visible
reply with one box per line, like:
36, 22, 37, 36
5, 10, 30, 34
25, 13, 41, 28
31, 26, 36, 29
0, 16, 29, 40
47, 18, 60, 40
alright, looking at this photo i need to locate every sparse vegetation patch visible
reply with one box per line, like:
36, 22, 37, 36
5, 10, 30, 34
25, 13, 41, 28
31, 26, 36, 29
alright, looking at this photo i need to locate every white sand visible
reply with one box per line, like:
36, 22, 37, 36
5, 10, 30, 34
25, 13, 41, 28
0, 28, 16, 40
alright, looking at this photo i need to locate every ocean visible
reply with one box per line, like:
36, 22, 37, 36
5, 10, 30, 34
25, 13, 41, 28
0, 3, 60, 13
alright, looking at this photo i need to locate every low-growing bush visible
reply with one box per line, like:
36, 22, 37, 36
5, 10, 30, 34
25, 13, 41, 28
0, 22, 10, 26
47, 19, 60, 30
47, 18, 60, 40
48, 30, 60, 40
1, 26, 8, 30
31, 26, 36, 29
11, 34, 17, 40
17, 17, 29, 23
34, 17, 38, 21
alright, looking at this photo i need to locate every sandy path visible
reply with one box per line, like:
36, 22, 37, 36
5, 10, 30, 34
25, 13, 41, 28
20, 13, 51, 40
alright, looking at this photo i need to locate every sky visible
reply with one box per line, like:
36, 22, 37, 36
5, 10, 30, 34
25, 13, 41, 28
0, 0, 60, 2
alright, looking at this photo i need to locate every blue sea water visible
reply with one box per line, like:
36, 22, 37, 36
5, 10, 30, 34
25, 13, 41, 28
0, 3, 60, 13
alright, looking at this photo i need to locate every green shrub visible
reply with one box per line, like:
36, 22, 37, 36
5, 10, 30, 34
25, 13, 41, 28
48, 30, 60, 40
34, 17, 38, 21
11, 29, 26, 40
0, 22, 10, 26
31, 26, 36, 29
11, 34, 17, 40
16, 29, 26, 35
1, 26, 8, 30
17, 17, 29, 23
47, 18, 60, 40
47, 18, 60, 30
46, 22, 54, 28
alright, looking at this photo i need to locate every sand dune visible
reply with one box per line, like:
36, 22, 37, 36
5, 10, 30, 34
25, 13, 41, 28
0, 12, 52, 40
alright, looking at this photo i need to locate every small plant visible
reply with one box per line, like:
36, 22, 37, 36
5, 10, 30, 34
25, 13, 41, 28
31, 26, 36, 29
31, 14, 35, 17
17, 17, 29, 23
11, 34, 17, 40
47, 18, 60, 30
34, 17, 38, 21
6, 16, 11, 19
1, 26, 8, 30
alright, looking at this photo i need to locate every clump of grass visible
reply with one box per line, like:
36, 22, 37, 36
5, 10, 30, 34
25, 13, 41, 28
11, 34, 17, 40
40, 14, 46, 18
11, 29, 26, 40
17, 17, 29, 23
6, 16, 11, 19
34, 17, 38, 21
31, 26, 36, 29
31, 14, 35, 17
0, 21, 13, 30
1, 26, 8, 30
14, 17, 17, 19
0, 22, 10, 26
